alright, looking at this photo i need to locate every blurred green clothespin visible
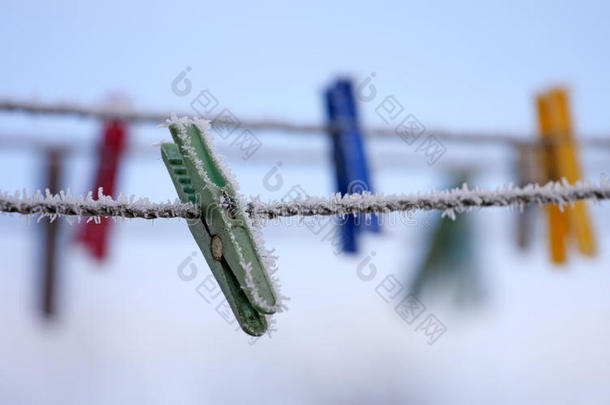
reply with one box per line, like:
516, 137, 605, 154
409, 173, 482, 307
161, 118, 279, 336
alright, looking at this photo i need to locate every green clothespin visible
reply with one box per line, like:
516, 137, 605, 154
161, 118, 279, 336
409, 173, 483, 308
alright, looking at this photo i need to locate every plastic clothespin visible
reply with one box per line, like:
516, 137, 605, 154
537, 93, 569, 263
161, 119, 278, 336
78, 118, 128, 261
546, 88, 596, 257
324, 78, 380, 253
515, 144, 539, 249
41, 148, 64, 318
536, 87, 596, 264
409, 173, 482, 307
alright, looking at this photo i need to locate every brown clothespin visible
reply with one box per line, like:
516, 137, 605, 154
41, 148, 64, 317
515, 143, 540, 249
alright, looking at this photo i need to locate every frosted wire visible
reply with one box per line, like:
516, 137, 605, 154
1, 178, 609, 221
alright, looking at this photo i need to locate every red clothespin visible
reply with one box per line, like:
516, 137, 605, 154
78, 101, 129, 261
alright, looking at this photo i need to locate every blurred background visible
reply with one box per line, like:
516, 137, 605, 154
2, 1, 610, 404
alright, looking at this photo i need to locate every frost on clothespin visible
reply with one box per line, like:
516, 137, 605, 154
162, 115, 286, 337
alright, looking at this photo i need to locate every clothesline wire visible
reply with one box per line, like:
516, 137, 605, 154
0, 134, 509, 173
2, 98, 610, 148
1, 180, 609, 221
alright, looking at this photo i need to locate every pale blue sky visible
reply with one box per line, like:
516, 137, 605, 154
3, 0, 610, 133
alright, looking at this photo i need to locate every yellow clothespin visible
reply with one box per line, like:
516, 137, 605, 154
546, 88, 596, 257
535, 87, 596, 264
536, 94, 568, 263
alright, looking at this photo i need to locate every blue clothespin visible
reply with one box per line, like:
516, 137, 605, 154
324, 78, 380, 253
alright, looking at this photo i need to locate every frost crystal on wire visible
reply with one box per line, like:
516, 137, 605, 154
1, 177, 610, 221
